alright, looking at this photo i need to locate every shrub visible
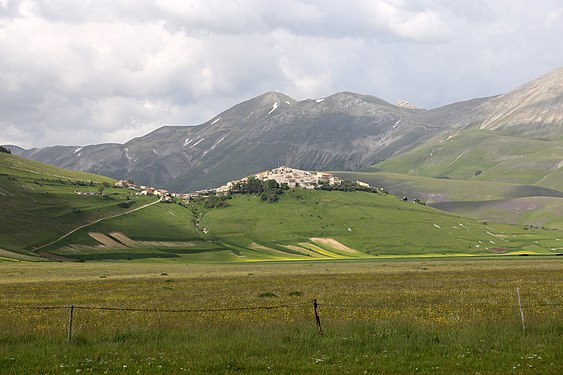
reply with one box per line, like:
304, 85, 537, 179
288, 291, 304, 297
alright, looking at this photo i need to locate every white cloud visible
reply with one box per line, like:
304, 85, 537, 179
546, 7, 562, 28
0, 0, 562, 148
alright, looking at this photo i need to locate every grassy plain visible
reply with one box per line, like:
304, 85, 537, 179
0, 258, 562, 374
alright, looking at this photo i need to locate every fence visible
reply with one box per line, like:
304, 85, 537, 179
1, 289, 561, 342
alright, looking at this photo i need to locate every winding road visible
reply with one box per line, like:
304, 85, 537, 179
33, 196, 162, 253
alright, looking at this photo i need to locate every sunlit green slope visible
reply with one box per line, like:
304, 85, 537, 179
0, 153, 154, 256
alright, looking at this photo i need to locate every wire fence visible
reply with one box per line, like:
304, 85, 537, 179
1, 296, 561, 342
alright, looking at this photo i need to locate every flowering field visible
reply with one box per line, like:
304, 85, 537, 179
1, 258, 562, 374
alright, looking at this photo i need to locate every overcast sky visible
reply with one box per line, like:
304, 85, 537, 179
1, 0, 562, 148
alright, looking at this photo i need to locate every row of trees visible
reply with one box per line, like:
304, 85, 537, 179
316, 180, 379, 193
0, 146, 11, 154
230, 177, 289, 203
198, 177, 390, 209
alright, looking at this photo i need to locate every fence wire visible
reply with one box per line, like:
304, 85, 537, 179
0, 301, 560, 312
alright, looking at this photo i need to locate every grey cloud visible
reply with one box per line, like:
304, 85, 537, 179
0, 0, 562, 148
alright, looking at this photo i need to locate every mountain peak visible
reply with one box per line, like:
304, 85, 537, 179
255, 91, 296, 105
478, 65, 563, 136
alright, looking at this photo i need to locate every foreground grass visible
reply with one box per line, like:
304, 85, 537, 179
1, 321, 561, 374
1, 258, 561, 374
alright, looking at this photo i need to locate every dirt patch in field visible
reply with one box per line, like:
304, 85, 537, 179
108, 232, 139, 247
88, 232, 126, 248
83, 232, 197, 249
310, 238, 359, 254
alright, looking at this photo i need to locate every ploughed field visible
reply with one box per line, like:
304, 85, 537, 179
1, 258, 561, 374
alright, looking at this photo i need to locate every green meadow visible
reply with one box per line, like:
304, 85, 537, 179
0, 259, 561, 374
1, 146, 562, 374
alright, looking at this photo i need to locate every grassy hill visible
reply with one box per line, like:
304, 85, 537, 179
333, 171, 563, 230
45, 189, 562, 262
333, 171, 563, 202
370, 130, 563, 189
2, 152, 561, 262
0, 153, 156, 258
332, 128, 562, 230
431, 196, 563, 230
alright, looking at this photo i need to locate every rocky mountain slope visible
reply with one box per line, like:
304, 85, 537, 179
374, 67, 563, 189
7, 67, 563, 192
470, 67, 563, 137
9, 91, 488, 191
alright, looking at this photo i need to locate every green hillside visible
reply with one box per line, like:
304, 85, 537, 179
337, 129, 562, 230
431, 196, 563, 230
333, 171, 563, 203
2, 152, 561, 262
46, 189, 562, 262
371, 130, 563, 189
0, 153, 155, 257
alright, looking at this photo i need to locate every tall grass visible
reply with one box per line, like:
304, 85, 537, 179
0, 259, 561, 373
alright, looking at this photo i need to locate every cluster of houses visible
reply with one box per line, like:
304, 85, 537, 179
215, 166, 364, 195
256, 166, 342, 188
112, 180, 201, 202
108, 166, 373, 201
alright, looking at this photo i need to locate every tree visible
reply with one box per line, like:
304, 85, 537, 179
97, 184, 106, 195
0, 146, 11, 154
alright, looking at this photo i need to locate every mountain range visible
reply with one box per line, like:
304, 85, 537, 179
6, 67, 563, 193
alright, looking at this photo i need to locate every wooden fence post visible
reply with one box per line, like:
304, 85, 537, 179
67, 305, 74, 342
516, 288, 525, 334
313, 299, 323, 336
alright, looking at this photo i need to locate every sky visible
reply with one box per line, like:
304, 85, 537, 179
1, 0, 562, 149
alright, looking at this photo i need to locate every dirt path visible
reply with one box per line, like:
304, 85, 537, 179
32, 197, 162, 254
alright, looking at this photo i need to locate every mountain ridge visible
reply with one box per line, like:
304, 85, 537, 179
6, 66, 563, 192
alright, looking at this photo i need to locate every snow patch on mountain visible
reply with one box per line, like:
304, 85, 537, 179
268, 102, 278, 114
190, 139, 204, 148
202, 134, 228, 157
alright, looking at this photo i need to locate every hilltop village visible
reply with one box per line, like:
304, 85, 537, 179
110, 166, 372, 202
215, 166, 367, 195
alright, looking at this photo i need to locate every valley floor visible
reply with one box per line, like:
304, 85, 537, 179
1, 258, 562, 374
